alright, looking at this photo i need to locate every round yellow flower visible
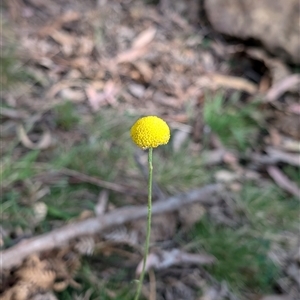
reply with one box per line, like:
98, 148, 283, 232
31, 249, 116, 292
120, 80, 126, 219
130, 116, 170, 149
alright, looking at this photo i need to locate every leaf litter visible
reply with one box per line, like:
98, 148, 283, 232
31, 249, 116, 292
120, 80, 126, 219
1, 0, 300, 299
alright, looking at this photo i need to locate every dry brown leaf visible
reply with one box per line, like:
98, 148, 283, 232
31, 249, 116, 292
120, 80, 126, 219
95, 190, 108, 216
68, 57, 92, 72
50, 30, 74, 46
38, 11, 80, 37
132, 61, 154, 83
18, 125, 52, 150
132, 27, 156, 49
50, 30, 76, 56
259, 73, 272, 93
178, 203, 206, 229
74, 236, 95, 255
208, 73, 258, 94
269, 128, 282, 147
214, 170, 238, 183
128, 83, 146, 98
32, 202, 48, 224
116, 48, 149, 65
103, 226, 138, 246
0, 281, 32, 300
86, 80, 118, 111
60, 87, 86, 103
152, 91, 180, 108
47, 80, 80, 99
77, 36, 94, 56
149, 213, 177, 243
116, 27, 156, 64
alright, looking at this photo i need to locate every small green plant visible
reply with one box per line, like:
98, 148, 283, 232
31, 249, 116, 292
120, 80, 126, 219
283, 166, 300, 186
130, 116, 170, 300
204, 92, 262, 150
190, 217, 280, 295
54, 101, 80, 131
187, 180, 299, 295
0, 20, 33, 89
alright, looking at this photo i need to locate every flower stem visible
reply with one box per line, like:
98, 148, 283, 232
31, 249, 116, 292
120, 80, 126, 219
134, 147, 153, 300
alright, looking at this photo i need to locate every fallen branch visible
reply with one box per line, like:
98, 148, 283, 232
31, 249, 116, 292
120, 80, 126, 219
266, 74, 300, 102
35, 168, 147, 196
204, 147, 300, 169
267, 166, 300, 199
0, 184, 222, 270
136, 249, 215, 275
250, 147, 300, 167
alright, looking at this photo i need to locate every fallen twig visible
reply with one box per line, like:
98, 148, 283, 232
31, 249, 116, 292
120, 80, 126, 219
0, 184, 222, 270
251, 147, 300, 167
267, 166, 300, 199
136, 248, 215, 275
35, 168, 147, 196
266, 74, 300, 102
204, 147, 300, 169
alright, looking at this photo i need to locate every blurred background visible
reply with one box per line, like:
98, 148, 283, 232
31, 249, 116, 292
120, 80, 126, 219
1, 0, 299, 299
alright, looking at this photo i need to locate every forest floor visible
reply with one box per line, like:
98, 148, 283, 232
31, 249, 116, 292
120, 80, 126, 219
1, 0, 299, 299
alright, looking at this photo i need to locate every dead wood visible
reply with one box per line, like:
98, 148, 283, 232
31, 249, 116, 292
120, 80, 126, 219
35, 168, 147, 197
0, 184, 222, 270
251, 147, 300, 167
267, 166, 300, 199
266, 74, 300, 102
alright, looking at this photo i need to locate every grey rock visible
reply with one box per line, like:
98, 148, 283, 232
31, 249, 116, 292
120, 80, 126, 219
205, 0, 300, 64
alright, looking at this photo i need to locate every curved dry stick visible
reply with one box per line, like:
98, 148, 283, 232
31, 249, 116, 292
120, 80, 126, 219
267, 166, 300, 199
266, 74, 300, 102
0, 184, 222, 270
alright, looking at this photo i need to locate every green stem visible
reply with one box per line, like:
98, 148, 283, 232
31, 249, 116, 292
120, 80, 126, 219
134, 147, 153, 300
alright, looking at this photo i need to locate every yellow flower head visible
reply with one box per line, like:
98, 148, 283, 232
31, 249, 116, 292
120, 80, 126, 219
130, 116, 170, 149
